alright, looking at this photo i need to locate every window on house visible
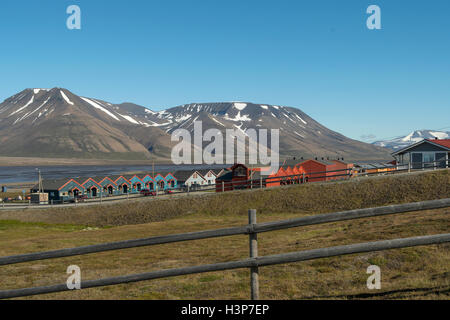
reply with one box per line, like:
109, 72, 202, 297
436, 153, 447, 168
411, 153, 423, 169
423, 152, 435, 168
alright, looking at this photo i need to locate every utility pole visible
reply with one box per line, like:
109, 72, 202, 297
36, 168, 42, 193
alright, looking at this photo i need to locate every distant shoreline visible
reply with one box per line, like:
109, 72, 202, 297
0, 156, 172, 167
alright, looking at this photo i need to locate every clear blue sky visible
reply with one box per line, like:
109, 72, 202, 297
0, 0, 449, 142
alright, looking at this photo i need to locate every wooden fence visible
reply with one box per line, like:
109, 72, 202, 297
0, 198, 449, 299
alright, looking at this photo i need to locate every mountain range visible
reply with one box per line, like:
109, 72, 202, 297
373, 130, 450, 150
0, 88, 393, 162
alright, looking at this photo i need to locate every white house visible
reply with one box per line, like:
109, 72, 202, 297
198, 169, 218, 185
174, 170, 207, 188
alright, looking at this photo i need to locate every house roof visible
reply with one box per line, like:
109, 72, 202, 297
31, 179, 71, 191
216, 169, 233, 181
74, 177, 102, 186
297, 159, 334, 166
110, 175, 132, 183
197, 169, 217, 177
173, 170, 196, 182
392, 139, 450, 156
430, 139, 450, 149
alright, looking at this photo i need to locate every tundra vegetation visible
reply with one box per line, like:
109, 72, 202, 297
0, 170, 448, 299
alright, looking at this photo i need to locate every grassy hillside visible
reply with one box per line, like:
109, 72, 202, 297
0, 170, 448, 300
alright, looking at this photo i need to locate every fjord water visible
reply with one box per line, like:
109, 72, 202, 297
0, 164, 228, 185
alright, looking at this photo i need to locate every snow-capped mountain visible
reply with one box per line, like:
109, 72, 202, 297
0, 88, 392, 161
373, 130, 450, 150
0, 88, 172, 160
147, 102, 392, 160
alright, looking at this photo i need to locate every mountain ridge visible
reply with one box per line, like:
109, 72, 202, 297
0, 88, 393, 162
373, 130, 450, 150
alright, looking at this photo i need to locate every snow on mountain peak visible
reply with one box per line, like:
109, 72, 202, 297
33, 89, 50, 94
374, 130, 450, 150
233, 102, 247, 111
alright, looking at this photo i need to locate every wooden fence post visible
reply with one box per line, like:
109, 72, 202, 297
248, 209, 259, 300
222, 182, 224, 193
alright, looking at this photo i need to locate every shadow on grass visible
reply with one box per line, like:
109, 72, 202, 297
303, 285, 450, 300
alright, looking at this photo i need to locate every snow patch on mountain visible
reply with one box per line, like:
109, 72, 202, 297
175, 114, 192, 122
119, 114, 140, 124
81, 97, 121, 121
223, 111, 251, 122
60, 90, 74, 105
233, 103, 247, 111
294, 114, 307, 125
11, 96, 34, 116
33, 89, 50, 94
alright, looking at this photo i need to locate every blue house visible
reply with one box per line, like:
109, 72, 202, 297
142, 175, 155, 191
59, 179, 86, 200
113, 176, 132, 194
125, 175, 144, 193
164, 173, 177, 189
77, 177, 102, 198
98, 177, 117, 196
153, 174, 167, 190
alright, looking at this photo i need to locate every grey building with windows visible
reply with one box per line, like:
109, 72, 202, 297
392, 139, 449, 169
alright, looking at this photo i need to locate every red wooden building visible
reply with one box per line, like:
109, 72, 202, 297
215, 164, 250, 192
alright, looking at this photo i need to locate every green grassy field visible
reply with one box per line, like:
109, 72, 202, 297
0, 170, 448, 300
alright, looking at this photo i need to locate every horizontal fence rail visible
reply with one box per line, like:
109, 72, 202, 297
1, 233, 449, 299
1, 198, 449, 267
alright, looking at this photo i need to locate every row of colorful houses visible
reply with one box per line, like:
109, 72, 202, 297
31, 168, 226, 202
31, 173, 178, 202
31, 139, 450, 200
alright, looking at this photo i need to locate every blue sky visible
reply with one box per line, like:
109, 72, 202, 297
0, 0, 449, 142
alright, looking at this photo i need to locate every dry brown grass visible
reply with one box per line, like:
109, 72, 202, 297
0, 207, 448, 300
0, 170, 448, 227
